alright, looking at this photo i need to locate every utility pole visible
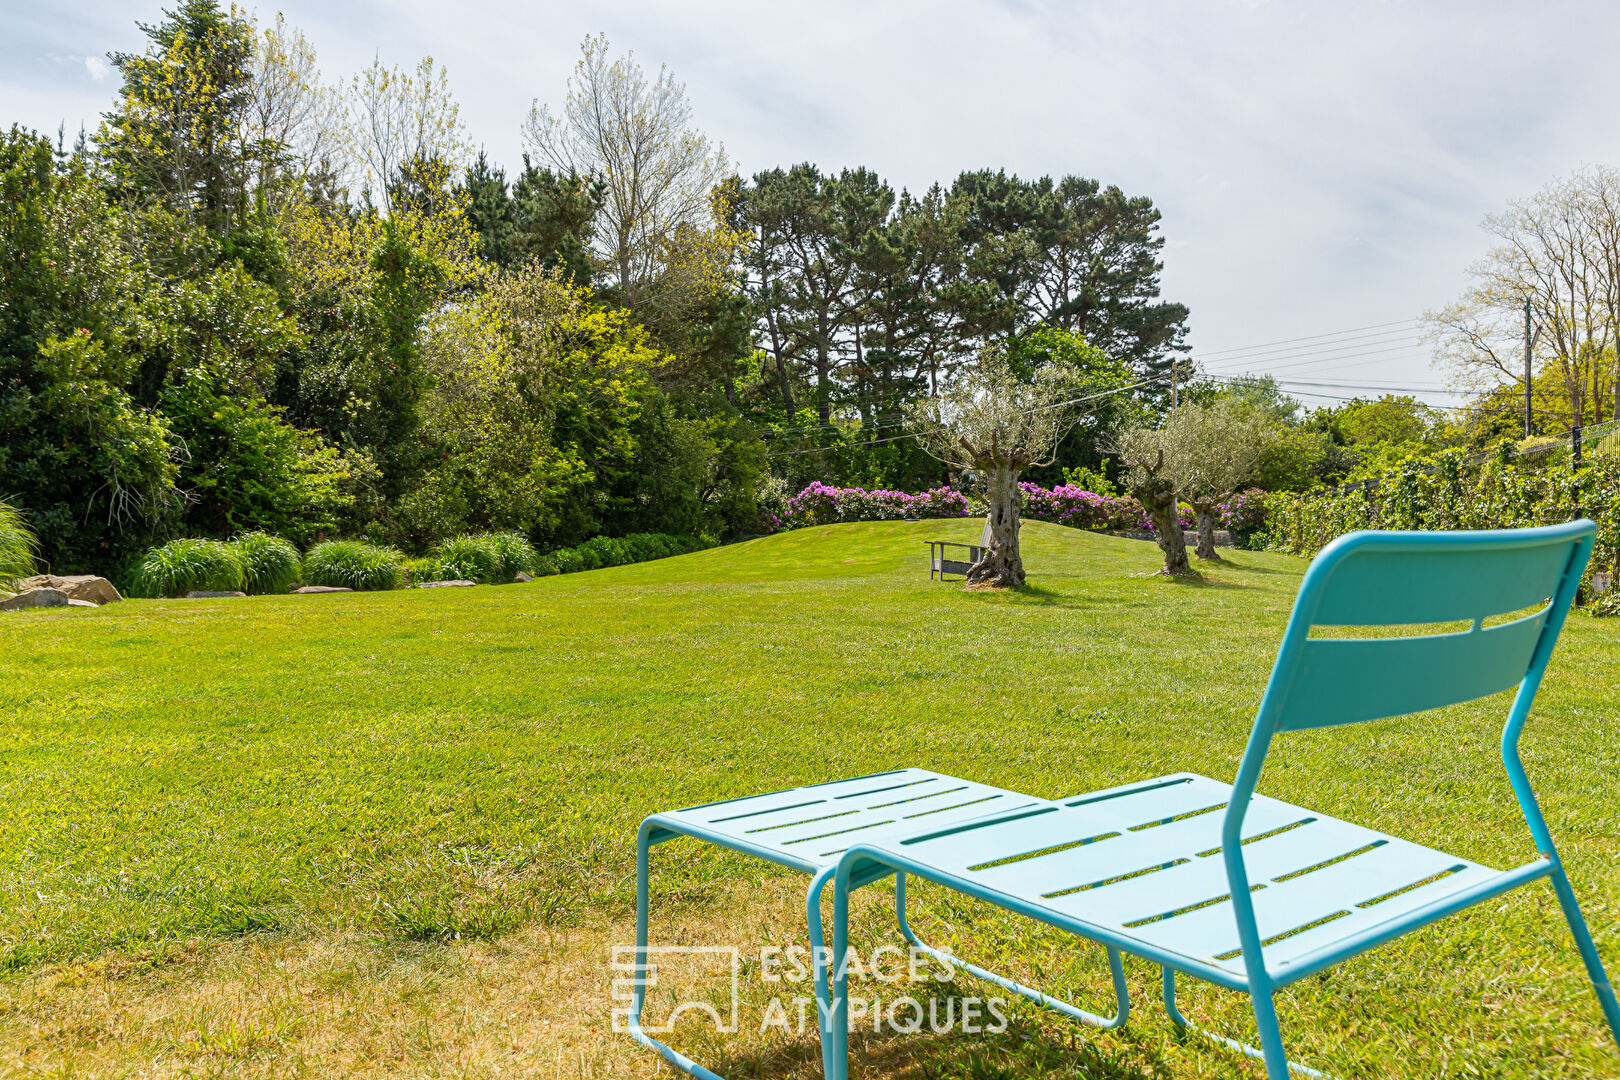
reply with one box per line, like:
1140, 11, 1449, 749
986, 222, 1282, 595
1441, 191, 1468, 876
1523, 297, 1535, 438
1171, 359, 1178, 410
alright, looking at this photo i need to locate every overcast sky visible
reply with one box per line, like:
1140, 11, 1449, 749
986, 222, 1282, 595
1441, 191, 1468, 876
7, 0, 1619, 408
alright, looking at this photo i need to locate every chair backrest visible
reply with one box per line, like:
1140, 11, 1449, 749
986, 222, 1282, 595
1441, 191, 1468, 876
1218, 521, 1594, 972
1254, 521, 1594, 736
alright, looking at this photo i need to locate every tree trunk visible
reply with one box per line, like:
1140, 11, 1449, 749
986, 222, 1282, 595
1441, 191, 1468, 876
967, 463, 1025, 588
1131, 469, 1193, 576
1190, 496, 1222, 561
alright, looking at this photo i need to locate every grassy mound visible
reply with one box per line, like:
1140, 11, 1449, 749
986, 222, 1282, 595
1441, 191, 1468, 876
1, 521, 1616, 1077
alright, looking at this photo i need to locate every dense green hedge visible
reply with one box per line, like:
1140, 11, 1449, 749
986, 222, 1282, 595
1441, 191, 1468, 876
1262, 450, 1620, 609
534, 532, 714, 577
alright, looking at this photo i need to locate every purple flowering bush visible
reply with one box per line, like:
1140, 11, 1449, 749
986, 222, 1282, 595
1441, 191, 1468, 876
775, 482, 973, 528
1217, 488, 1269, 531
768, 481, 1268, 534
1017, 483, 1146, 531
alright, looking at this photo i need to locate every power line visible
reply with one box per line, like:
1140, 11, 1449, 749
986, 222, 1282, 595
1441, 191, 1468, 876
1203, 373, 1475, 396
1199, 336, 1425, 374
765, 375, 1165, 458
1193, 319, 1421, 361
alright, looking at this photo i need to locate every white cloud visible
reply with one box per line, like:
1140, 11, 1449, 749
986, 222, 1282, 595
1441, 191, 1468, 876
11, 0, 1620, 403
83, 55, 108, 82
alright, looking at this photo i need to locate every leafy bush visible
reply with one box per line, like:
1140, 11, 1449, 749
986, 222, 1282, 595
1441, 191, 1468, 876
577, 535, 631, 568
514, 533, 710, 581
621, 532, 677, 562
303, 540, 405, 591
136, 538, 247, 597
1060, 464, 1118, 496
230, 532, 301, 595
403, 556, 448, 585
0, 500, 38, 589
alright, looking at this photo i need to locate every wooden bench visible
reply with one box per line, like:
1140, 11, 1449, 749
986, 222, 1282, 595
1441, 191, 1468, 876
926, 521, 992, 580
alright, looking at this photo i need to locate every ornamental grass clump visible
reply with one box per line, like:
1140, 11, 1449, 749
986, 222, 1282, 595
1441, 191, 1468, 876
484, 532, 537, 578
303, 540, 404, 591
0, 500, 38, 590
431, 532, 539, 584
434, 535, 505, 584
136, 539, 247, 597
229, 532, 301, 595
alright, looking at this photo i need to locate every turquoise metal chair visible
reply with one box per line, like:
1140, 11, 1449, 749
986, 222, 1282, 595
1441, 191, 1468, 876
627, 771, 1140, 1080
825, 521, 1620, 1078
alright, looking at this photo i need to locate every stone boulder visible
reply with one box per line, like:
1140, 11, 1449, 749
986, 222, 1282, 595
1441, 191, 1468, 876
292, 585, 352, 594
0, 588, 69, 611
13, 574, 122, 605
417, 579, 476, 588
183, 590, 246, 598
514, 572, 535, 583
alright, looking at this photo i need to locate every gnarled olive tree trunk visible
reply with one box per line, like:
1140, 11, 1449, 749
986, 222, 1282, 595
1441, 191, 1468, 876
970, 461, 1026, 588
1188, 494, 1224, 561
961, 437, 1028, 589
1129, 452, 1193, 576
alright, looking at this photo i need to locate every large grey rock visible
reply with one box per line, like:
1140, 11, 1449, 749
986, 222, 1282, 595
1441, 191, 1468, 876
67, 598, 97, 608
513, 572, 534, 583
183, 590, 246, 598
0, 588, 69, 611
292, 585, 352, 594
417, 579, 476, 588
13, 574, 122, 605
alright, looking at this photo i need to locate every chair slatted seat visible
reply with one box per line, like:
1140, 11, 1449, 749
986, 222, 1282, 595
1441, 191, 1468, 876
887, 771, 1509, 986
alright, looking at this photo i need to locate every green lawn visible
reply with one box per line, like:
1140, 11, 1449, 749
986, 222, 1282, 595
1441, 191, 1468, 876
2, 520, 1618, 1078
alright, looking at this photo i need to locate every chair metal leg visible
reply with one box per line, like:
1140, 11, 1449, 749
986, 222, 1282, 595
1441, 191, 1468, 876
827, 865, 856, 1080
626, 822, 729, 1080
894, 871, 1130, 1029
1162, 967, 1324, 1079
804, 866, 838, 1080
1547, 865, 1620, 1047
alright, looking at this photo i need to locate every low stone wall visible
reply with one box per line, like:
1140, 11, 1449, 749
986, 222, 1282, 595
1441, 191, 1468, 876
1114, 529, 1235, 547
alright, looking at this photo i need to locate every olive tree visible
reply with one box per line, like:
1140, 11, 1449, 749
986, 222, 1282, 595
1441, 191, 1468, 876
1157, 398, 1268, 559
905, 343, 1092, 588
1113, 429, 1193, 576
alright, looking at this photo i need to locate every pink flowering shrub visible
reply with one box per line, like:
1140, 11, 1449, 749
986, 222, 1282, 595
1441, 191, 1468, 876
1217, 488, 1269, 531
769, 481, 1268, 534
775, 482, 972, 528
1018, 483, 1146, 531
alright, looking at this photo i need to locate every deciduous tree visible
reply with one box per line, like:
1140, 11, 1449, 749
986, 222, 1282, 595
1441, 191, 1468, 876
522, 35, 740, 344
